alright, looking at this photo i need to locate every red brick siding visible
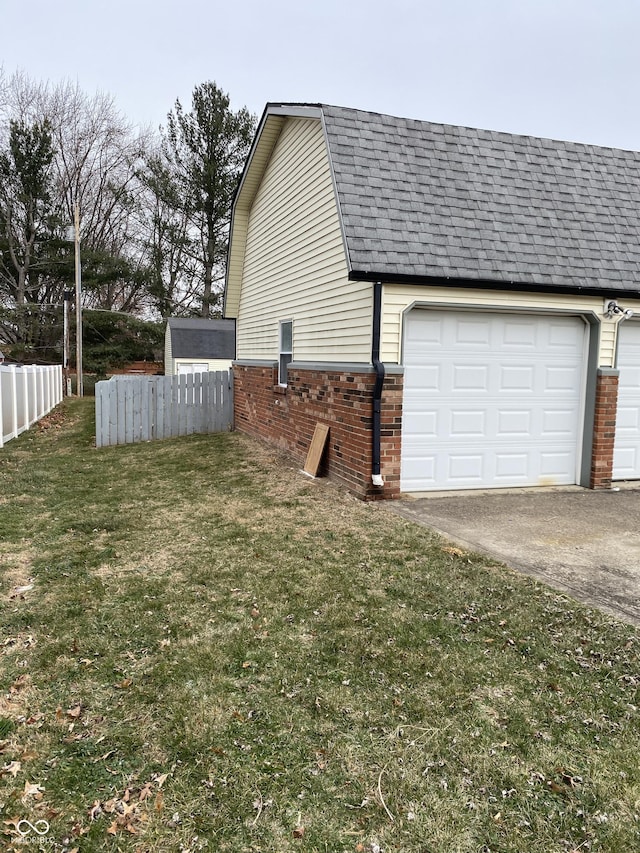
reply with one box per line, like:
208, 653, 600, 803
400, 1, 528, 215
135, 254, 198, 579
235, 364, 620, 497
234, 364, 403, 500
590, 370, 619, 489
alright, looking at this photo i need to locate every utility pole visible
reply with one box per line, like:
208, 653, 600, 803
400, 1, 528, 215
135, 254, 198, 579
73, 203, 83, 397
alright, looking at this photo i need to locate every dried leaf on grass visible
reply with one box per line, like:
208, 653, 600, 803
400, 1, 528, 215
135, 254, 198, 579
22, 780, 44, 799
2, 760, 21, 778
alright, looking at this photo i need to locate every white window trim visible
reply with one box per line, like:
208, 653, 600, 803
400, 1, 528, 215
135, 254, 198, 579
279, 319, 293, 386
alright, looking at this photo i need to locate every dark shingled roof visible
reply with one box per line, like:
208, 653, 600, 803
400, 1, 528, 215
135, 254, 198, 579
167, 318, 235, 359
320, 104, 640, 295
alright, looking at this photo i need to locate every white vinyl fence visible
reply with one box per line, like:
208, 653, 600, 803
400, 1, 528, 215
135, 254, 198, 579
95, 371, 233, 447
0, 364, 63, 448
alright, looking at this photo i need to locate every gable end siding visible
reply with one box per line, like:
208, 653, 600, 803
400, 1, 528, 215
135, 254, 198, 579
236, 117, 372, 363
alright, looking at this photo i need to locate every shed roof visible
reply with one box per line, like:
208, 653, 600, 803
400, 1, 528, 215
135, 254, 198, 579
232, 103, 640, 297
167, 318, 235, 359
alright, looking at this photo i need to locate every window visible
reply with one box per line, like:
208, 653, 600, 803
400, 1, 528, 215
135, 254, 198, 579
279, 320, 293, 385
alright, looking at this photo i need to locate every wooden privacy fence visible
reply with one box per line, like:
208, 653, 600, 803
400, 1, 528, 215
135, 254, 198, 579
95, 371, 233, 448
1, 364, 63, 448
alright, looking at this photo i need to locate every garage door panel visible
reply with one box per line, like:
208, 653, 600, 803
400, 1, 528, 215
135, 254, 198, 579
452, 364, 489, 390
450, 410, 486, 436
545, 365, 581, 390
616, 406, 640, 430
408, 411, 438, 435
541, 409, 577, 435
547, 320, 584, 348
449, 454, 484, 481
615, 447, 638, 472
613, 322, 640, 479
406, 365, 440, 389
501, 320, 537, 347
455, 318, 492, 345
495, 453, 528, 477
500, 365, 534, 391
497, 410, 531, 435
401, 310, 585, 491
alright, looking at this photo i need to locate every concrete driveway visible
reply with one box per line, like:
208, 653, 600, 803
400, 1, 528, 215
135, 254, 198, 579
386, 485, 640, 626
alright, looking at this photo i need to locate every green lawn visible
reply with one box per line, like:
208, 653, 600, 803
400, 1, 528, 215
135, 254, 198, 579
0, 400, 638, 852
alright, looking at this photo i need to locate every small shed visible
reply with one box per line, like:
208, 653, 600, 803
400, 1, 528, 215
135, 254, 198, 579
164, 318, 235, 376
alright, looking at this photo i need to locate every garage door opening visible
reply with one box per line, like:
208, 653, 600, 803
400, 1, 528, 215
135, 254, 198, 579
401, 309, 588, 492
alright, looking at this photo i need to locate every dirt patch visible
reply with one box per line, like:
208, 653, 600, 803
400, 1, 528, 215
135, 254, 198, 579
0, 546, 37, 598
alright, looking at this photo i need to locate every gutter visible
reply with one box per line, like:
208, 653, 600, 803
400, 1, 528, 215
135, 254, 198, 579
371, 281, 385, 488
348, 270, 640, 300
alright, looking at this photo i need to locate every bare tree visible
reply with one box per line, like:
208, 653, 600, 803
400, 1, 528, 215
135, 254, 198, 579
0, 72, 153, 357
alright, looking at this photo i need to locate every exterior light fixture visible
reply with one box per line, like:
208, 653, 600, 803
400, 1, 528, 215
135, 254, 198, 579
605, 299, 634, 321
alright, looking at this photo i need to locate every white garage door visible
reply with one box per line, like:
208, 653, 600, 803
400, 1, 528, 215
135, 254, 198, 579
613, 322, 640, 480
401, 310, 586, 491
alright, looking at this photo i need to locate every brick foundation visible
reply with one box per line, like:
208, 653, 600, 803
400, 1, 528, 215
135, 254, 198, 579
233, 363, 403, 500
234, 363, 621, 498
590, 369, 620, 489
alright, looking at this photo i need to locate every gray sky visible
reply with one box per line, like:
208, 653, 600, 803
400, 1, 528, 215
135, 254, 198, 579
3, 0, 640, 149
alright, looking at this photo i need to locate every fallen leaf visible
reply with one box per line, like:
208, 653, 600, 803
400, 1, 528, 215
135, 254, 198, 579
66, 705, 82, 720
89, 801, 102, 820
20, 749, 38, 761
114, 679, 132, 690
107, 820, 118, 835
155, 773, 168, 788
10, 674, 29, 693
293, 825, 305, 838
139, 783, 152, 801
2, 760, 21, 778
23, 780, 45, 799
155, 791, 164, 813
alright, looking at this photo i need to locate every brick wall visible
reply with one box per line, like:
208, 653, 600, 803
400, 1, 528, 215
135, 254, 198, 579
233, 363, 403, 500
590, 369, 619, 489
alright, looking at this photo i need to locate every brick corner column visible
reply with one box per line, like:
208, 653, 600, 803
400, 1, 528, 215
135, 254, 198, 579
590, 367, 619, 490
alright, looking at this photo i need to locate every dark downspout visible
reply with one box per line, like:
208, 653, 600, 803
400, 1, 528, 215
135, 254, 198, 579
371, 281, 385, 488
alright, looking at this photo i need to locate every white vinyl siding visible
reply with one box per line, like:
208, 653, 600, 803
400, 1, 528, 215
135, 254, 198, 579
381, 285, 616, 367
235, 117, 372, 363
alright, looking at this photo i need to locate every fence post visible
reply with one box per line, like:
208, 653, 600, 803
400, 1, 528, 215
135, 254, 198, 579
9, 366, 18, 441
